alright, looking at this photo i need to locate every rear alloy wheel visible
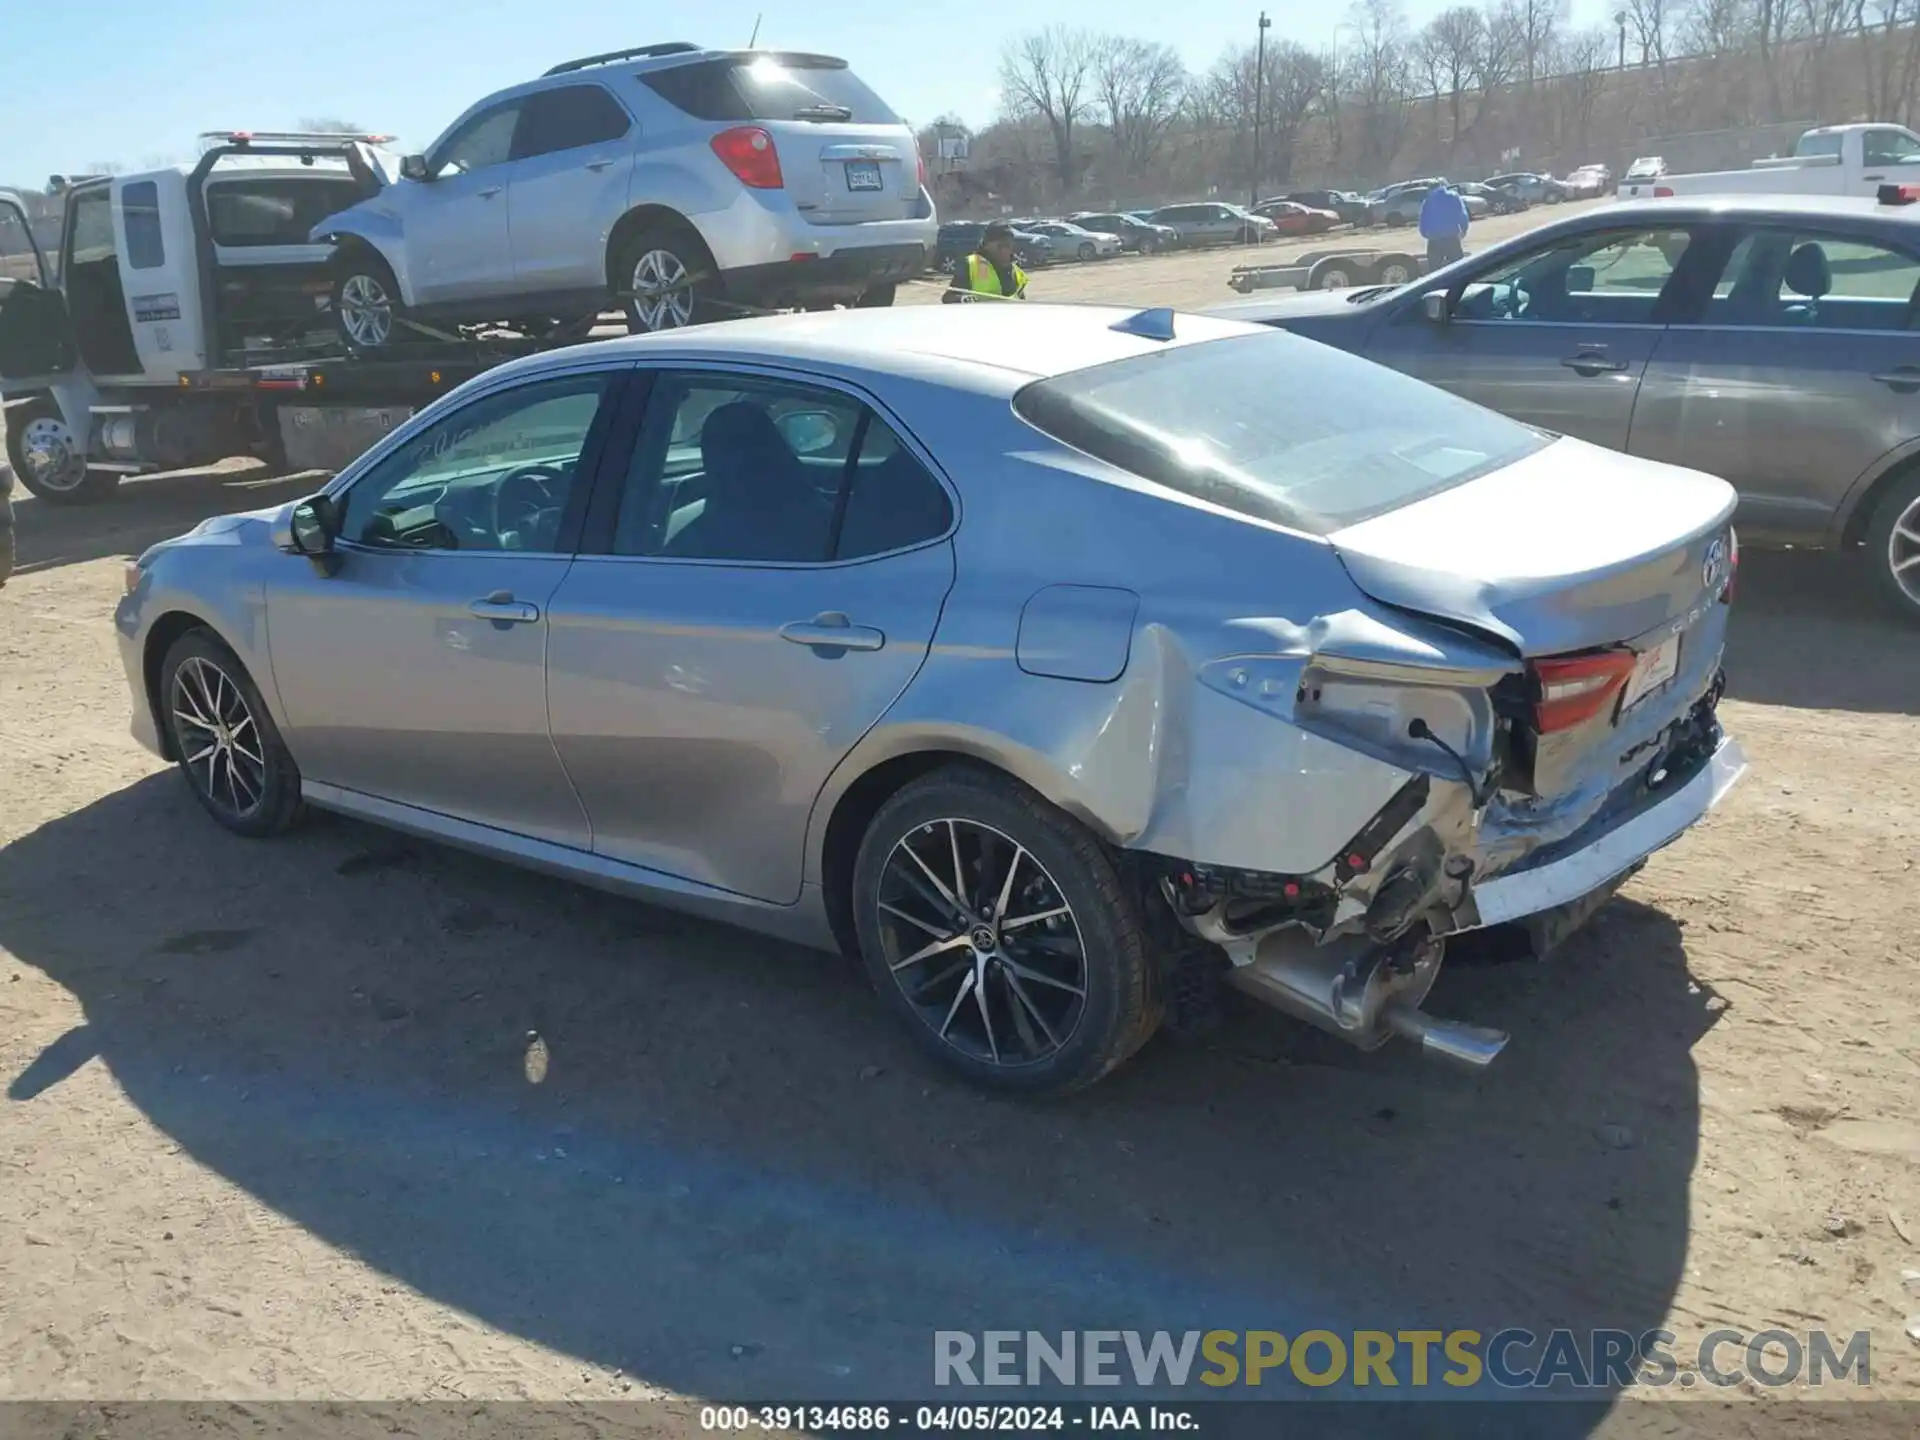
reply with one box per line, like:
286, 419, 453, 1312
1866, 471, 1920, 622
332, 257, 404, 351
159, 631, 303, 837
5, 398, 118, 504
621, 227, 715, 334
853, 766, 1160, 1094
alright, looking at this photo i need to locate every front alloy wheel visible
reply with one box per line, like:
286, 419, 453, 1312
159, 632, 303, 837
337, 271, 396, 349
1867, 472, 1920, 621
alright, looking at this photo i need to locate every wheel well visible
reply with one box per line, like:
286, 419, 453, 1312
1841, 452, 1920, 548
605, 205, 716, 292
141, 611, 215, 761
818, 749, 1002, 957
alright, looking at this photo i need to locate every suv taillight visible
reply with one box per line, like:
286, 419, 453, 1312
916, 149, 928, 188
1530, 650, 1638, 733
711, 126, 783, 189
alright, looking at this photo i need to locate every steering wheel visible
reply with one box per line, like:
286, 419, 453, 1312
492, 464, 569, 549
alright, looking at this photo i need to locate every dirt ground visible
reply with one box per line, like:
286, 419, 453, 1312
2, 208, 1919, 1430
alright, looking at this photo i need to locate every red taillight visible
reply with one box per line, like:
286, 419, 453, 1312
1652, 185, 1675, 198
1724, 529, 1739, 603
710, 126, 783, 189
1530, 650, 1639, 733
916, 149, 928, 188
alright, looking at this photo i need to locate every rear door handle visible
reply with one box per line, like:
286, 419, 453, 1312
1562, 350, 1628, 375
1872, 366, 1920, 392
779, 613, 885, 653
477, 185, 503, 199
469, 590, 539, 624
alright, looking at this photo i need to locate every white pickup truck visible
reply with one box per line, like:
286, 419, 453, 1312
1618, 122, 1920, 199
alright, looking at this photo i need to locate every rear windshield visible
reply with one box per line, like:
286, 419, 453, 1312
641, 55, 899, 124
209, 177, 367, 247
1012, 331, 1549, 535
1794, 132, 1845, 159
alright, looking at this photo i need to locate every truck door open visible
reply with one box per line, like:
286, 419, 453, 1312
0, 190, 77, 380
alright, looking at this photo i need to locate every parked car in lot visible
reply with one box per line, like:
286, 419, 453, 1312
1457, 181, 1527, 215
1252, 199, 1340, 235
1564, 164, 1613, 198
936, 221, 1055, 272
116, 303, 1743, 1092
1020, 220, 1122, 260
1486, 172, 1569, 205
1145, 202, 1276, 246
1069, 211, 1178, 252
1280, 189, 1370, 227
311, 42, 936, 347
1370, 184, 1488, 228
1212, 192, 1920, 618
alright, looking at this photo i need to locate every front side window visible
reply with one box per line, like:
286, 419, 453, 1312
512, 85, 631, 159
68, 188, 116, 266
1014, 331, 1548, 536
1700, 227, 1920, 330
122, 181, 165, 270
1453, 227, 1691, 324
611, 373, 951, 562
430, 103, 521, 177
336, 373, 610, 552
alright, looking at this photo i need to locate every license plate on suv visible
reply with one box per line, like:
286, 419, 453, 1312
844, 160, 884, 192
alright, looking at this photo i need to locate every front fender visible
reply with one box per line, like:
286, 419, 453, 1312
310, 204, 414, 305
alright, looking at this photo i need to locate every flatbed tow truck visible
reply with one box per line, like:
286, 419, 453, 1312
0, 131, 622, 503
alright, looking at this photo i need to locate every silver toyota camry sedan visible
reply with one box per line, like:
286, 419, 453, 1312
115, 304, 1747, 1094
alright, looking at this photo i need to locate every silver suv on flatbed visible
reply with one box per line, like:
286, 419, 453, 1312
311, 42, 936, 346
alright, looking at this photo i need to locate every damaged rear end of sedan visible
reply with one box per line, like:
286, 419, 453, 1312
991, 317, 1746, 1071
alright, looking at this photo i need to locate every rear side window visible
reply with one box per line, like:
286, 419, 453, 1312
123, 181, 165, 270
1794, 132, 1844, 159
513, 85, 632, 159
207, 177, 365, 247
641, 56, 900, 124
68, 188, 116, 266
1013, 331, 1548, 536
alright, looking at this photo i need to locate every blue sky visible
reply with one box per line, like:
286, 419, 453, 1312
2, 0, 1614, 182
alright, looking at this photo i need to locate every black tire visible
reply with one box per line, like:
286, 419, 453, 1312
4, 398, 118, 504
854, 281, 897, 309
851, 764, 1161, 1095
618, 223, 718, 334
158, 630, 303, 838
1077, 241, 1096, 261
331, 251, 405, 352
1864, 469, 1920, 622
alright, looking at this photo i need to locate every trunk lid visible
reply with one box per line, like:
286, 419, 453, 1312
772, 120, 922, 226
1327, 436, 1737, 658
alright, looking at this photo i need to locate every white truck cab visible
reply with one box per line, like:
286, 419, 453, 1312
0, 134, 394, 501
1621, 123, 1920, 200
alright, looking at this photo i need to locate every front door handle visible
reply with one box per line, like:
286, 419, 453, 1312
477, 185, 503, 199
1872, 365, 1920, 392
584, 157, 615, 172
779, 612, 885, 653
1562, 350, 1628, 375
469, 590, 539, 624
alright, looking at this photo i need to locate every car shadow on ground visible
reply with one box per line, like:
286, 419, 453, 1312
1721, 548, 1920, 715
7, 464, 325, 580
0, 771, 1717, 1431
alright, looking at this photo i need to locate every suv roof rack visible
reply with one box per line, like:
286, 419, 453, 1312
543, 42, 701, 76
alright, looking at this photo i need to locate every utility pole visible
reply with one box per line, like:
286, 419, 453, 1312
1251, 11, 1272, 211
1615, 10, 1627, 71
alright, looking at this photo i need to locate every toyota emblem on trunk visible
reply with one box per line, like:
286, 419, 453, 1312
1702, 537, 1729, 593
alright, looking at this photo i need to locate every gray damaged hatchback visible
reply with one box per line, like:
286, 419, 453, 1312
116, 305, 1746, 1093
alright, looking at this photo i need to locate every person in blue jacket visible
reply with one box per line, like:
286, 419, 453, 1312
1418, 181, 1471, 270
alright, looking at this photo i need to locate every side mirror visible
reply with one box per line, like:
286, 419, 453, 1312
400, 154, 430, 182
1422, 291, 1453, 325
279, 494, 343, 575
1567, 264, 1597, 294
776, 409, 843, 456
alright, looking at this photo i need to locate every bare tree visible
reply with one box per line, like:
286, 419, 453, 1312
1346, 0, 1416, 177
1417, 6, 1489, 146
1505, 0, 1569, 85
999, 28, 1098, 194
297, 116, 368, 134
1862, 0, 1920, 125
1092, 35, 1188, 173
1553, 27, 1615, 154
1262, 41, 1331, 185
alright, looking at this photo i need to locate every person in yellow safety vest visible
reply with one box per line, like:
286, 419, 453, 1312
943, 222, 1028, 303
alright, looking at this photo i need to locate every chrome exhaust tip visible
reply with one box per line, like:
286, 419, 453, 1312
1382, 1004, 1509, 1069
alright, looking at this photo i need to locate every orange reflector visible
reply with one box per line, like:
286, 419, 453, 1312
431, 370, 442, 384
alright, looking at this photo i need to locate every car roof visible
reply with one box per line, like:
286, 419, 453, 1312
496, 304, 1264, 393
